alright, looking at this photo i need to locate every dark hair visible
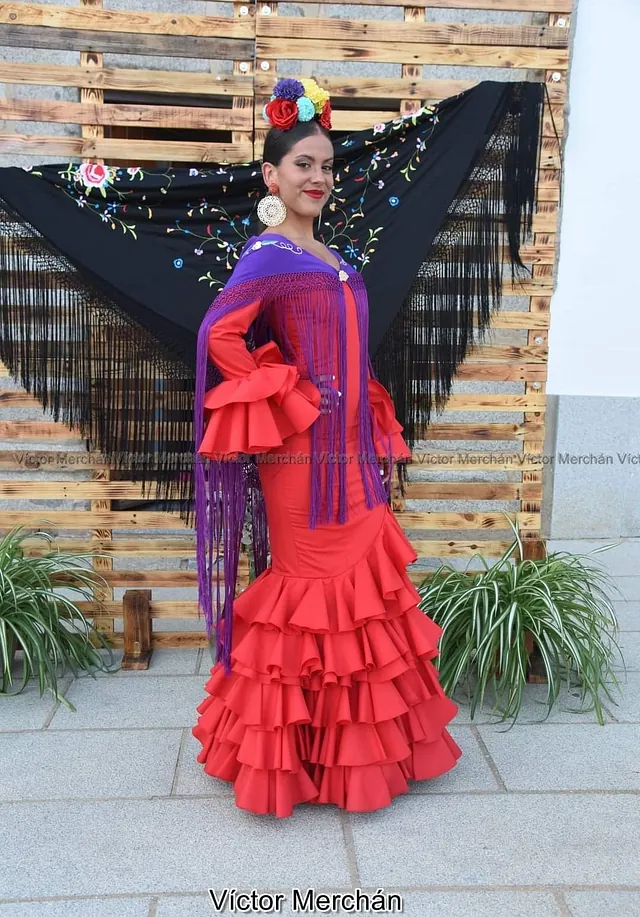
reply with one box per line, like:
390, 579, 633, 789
262, 119, 332, 166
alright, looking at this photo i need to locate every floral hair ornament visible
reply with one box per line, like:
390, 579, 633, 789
262, 77, 332, 131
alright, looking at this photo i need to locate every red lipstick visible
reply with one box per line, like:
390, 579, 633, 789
304, 190, 325, 199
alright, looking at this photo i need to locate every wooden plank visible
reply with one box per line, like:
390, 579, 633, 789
257, 17, 569, 49
0, 4, 254, 38
403, 482, 542, 500
397, 512, 540, 530
436, 394, 546, 411
314, 105, 563, 137
0, 24, 253, 61
0, 135, 253, 162
408, 452, 545, 471
80, 0, 103, 168
0, 415, 545, 443
414, 422, 544, 440
0, 481, 167, 498
256, 38, 569, 69
265, 0, 572, 9
0, 99, 253, 131
0, 510, 539, 530
0, 391, 546, 415
255, 74, 566, 104
0, 511, 186, 528
0, 62, 254, 96
0, 449, 109, 468
451, 364, 547, 381
406, 539, 518, 556
20, 538, 201, 557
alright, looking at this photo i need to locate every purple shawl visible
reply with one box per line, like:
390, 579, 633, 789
194, 234, 397, 674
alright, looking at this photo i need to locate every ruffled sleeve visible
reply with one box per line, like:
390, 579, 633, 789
198, 299, 321, 458
367, 375, 412, 461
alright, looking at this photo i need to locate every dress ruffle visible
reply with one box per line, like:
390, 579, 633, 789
193, 508, 462, 817
368, 378, 412, 460
198, 340, 321, 457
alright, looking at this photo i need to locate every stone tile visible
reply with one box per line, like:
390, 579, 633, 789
155, 890, 564, 917
0, 899, 149, 917
0, 798, 350, 899
614, 578, 640, 601
0, 684, 58, 731
478, 723, 640, 790
173, 732, 233, 797
48, 676, 206, 729
409, 727, 499, 793
349, 794, 640, 886
603, 669, 640, 722
450, 683, 616, 725
613, 601, 640, 631
564, 891, 640, 917
0, 730, 181, 800
614, 632, 640, 669
546, 538, 640, 578
92, 648, 200, 676
399, 891, 562, 917
198, 649, 216, 676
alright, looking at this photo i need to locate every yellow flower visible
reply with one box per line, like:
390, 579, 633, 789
301, 78, 330, 115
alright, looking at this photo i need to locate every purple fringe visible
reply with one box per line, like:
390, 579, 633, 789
195, 266, 390, 675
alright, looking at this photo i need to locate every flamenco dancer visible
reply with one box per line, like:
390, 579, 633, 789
192, 79, 462, 817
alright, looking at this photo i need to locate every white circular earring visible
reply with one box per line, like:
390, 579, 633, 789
257, 184, 287, 226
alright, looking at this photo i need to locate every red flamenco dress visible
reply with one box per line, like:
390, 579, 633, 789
193, 272, 462, 817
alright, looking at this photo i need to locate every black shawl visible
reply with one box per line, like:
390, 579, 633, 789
0, 80, 545, 515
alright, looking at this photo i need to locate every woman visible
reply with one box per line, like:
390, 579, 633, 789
192, 79, 461, 817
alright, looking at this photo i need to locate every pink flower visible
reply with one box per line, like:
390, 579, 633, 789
373, 123, 386, 135
127, 166, 141, 178
75, 162, 114, 190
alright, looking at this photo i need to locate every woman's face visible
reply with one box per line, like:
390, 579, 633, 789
262, 132, 335, 220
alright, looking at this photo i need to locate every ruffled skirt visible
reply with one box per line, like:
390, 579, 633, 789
193, 428, 462, 817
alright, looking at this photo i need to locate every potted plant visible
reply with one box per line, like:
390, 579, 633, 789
0, 525, 120, 710
416, 514, 626, 727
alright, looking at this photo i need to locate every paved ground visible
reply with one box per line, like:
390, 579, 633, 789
0, 539, 639, 917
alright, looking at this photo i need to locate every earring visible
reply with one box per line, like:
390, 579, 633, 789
257, 183, 287, 227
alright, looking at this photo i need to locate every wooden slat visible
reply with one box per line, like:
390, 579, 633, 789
256, 38, 569, 69
0, 62, 254, 96
0, 510, 539, 530
293, 105, 563, 137
397, 512, 540, 530
408, 452, 545, 472
0, 512, 186, 528
267, 0, 572, 9
414, 422, 544, 440
0, 135, 253, 162
0, 99, 253, 131
403, 481, 542, 500
452, 364, 547, 381
0, 4, 253, 38
436, 394, 546, 411
0, 24, 253, 61
258, 17, 569, 49
0, 481, 153, 498
255, 74, 566, 104
21, 538, 199, 557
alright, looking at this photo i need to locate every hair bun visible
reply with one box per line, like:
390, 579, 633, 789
262, 78, 332, 131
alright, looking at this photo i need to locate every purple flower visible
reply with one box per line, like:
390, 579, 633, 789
273, 78, 305, 101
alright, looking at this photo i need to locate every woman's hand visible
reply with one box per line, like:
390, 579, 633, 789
379, 457, 391, 485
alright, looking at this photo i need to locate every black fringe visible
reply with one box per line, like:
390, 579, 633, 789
371, 82, 545, 496
0, 200, 197, 522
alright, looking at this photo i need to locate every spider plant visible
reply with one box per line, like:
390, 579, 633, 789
416, 514, 626, 727
0, 525, 120, 711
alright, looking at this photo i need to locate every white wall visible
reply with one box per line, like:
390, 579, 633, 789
548, 0, 640, 397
